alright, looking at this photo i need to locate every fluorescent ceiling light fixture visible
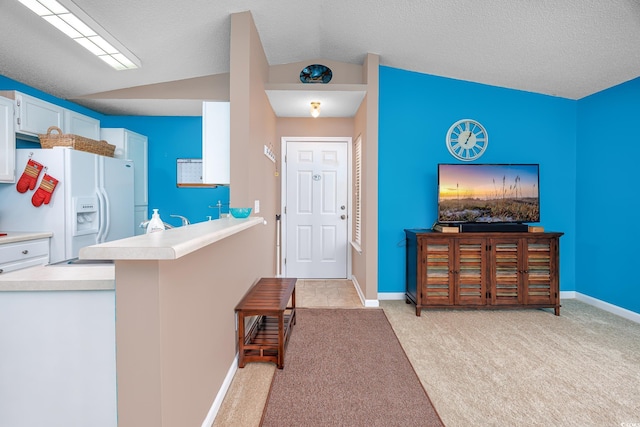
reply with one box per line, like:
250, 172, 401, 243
17, 0, 141, 70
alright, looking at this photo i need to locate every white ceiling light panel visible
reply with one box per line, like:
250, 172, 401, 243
17, 0, 140, 70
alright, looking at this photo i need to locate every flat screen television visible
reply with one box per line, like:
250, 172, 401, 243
437, 163, 540, 224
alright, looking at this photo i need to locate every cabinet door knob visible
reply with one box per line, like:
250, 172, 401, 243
22, 250, 29, 254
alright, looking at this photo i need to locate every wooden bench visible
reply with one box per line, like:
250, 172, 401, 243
235, 277, 297, 369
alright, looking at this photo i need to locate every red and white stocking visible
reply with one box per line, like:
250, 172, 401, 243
32, 174, 58, 207
16, 158, 44, 193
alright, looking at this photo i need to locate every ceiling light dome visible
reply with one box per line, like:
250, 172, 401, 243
310, 102, 321, 118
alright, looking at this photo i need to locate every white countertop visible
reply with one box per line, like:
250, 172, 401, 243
80, 216, 265, 260
0, 217, 263, 291
0, 264, 115, 291
0, 231, 53, 244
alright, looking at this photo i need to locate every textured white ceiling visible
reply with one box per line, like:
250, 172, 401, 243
1, 0, 639, 116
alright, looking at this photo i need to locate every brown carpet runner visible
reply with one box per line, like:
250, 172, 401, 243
260, 308, 443, 426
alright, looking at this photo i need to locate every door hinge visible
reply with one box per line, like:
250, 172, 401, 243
16, 117, 21, 125
284, 258, 287, 265
284, 206, 286, 214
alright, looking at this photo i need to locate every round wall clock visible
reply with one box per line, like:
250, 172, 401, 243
445, 119, 488, 161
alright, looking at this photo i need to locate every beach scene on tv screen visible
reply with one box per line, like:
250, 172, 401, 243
438, 164, 540, 223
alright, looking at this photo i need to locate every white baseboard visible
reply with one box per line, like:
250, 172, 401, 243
201, 355, 238, 427
571, 292, 640, 324
560, 290, 576, 299
378, 292, 405, 301
351, 275, 379, 307
365, 299, 380, 307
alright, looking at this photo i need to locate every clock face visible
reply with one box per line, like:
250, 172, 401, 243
446, 119, 488, 161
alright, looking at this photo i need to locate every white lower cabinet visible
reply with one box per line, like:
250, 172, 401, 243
0, 290, 117, 427
0, 238, 50, 274
0, 96, 15, 182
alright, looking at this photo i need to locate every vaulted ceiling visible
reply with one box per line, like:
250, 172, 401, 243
1, 0, 639, 116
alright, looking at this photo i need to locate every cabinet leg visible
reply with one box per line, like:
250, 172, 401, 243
416, 307, 421, 317
555, 306, 560, 316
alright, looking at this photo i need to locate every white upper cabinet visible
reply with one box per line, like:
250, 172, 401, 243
0, 96, 15, 183
65, 110, 100, 140
0, 91, 100, 140
202, 101, 230, 185
14, 92, 64, 136
100, 128, 148, 206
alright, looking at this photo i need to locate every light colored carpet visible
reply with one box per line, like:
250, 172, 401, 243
214, 297, 640, 427
383, 299, 640, 427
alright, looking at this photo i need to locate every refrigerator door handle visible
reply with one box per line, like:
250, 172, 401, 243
96, 188, 110, 243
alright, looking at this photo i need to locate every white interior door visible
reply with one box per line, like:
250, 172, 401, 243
284, 140, 349, 278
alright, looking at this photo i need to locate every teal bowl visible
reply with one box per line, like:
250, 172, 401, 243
229, 207, 252, 218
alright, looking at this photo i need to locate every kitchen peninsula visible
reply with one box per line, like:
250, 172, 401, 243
80, 216, 267, 427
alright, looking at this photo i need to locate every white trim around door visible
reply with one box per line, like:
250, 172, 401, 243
280, 136, 352, 279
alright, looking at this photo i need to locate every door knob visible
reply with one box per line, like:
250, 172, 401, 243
341, 205, 345, 210
341, 215, 346, 220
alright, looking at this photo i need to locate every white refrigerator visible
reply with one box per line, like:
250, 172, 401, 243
0, 147, 134, 264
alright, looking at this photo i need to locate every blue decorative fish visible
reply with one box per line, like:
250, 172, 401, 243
300, 64, 333, 84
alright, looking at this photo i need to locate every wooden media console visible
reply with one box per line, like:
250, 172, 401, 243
405, 229, 563, 316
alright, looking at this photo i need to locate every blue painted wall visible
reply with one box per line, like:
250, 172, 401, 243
6, 71, 639, 313
576, 77, 640, 314
100, 116, 229, 226
1, 75, 229, 227
378, 66, 577, 294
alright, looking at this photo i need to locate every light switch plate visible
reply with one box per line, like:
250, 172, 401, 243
254, 199, 260, 213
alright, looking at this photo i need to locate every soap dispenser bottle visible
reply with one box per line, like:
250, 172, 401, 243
147, 209, 166, 234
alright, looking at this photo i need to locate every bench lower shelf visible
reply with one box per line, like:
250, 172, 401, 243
239, 311, 295, 368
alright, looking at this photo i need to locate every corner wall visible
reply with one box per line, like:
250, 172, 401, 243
576, 77, 640, 314
229, 11, 278, 275
352, 53, 379, 303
